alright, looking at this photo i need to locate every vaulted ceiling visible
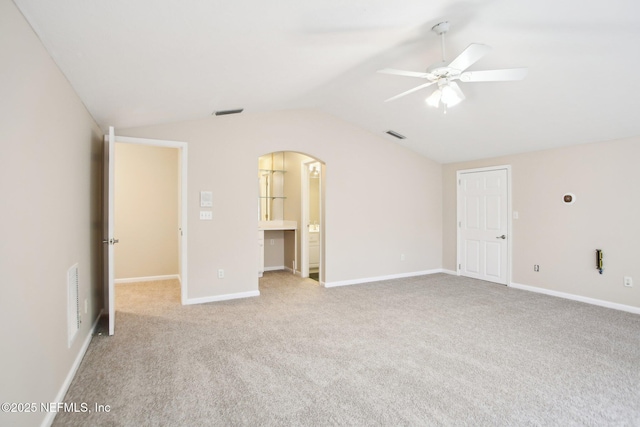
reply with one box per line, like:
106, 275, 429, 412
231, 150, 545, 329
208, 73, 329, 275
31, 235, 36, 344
14, 0, 640, 163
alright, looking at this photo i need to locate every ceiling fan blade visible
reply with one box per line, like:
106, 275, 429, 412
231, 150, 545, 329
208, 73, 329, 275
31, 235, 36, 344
447, 43, 492, 72
459, 68, 528, 82
378, 68, 431, 79
384, 81, 436, 102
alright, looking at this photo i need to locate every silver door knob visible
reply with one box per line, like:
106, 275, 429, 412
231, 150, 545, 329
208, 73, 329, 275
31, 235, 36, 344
496, 235, 506, 239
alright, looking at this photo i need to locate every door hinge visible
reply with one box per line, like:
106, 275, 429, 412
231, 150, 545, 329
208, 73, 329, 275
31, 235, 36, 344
458, 263, 461, 270
458, 179, 461, 185
102, 238, 119, 245
458, 221, 461, 228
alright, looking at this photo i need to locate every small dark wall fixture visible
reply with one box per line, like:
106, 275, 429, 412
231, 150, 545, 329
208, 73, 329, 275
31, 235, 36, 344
596, 249, 603, 274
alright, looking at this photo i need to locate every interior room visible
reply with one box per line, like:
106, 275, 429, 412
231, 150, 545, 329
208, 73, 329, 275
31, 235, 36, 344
1, 0, 639, 426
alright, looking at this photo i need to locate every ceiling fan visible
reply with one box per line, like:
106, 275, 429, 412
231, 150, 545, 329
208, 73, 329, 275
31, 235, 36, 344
378, 22, 527, 111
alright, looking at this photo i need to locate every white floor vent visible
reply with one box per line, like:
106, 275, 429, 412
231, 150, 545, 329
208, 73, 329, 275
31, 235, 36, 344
67, 263, 81, 347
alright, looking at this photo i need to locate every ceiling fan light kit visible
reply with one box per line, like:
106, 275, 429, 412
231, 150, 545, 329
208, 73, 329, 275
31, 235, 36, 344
426, 80, 465, 112
378, 22, 527, 112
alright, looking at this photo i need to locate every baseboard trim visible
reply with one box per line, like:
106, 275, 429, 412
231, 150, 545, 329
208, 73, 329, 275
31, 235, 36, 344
42, 309, 103, 427
184, 290, 260, 305
324, 269, 445, 288
264, 266, 285, 272
440, 269, 458, 276
115, 274, 180, 284
281, 266, 302, 277
509, 282, 640, 315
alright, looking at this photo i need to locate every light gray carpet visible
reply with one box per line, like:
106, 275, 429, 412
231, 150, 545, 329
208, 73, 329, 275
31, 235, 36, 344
53, 272, 640, 426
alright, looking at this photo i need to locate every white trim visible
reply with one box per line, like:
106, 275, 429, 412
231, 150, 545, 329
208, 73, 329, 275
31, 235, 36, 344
115, 274, 180, 284
300, 158, 323, 281
184, 290, 260, 305
300, 159, 310, 278
324, 269, 445, 288
41, 310, 103, 427
509, 282, 640, 315
440, 269, 458, 276
261, 265, 316, 275
456, 165, 512, 286
114, 135, 186, 147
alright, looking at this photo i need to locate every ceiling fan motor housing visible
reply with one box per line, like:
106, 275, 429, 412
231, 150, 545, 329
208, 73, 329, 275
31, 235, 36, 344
431, 21, 450, 35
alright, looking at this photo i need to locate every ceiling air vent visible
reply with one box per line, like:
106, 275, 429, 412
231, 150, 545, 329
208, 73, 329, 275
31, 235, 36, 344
386, 130, 406, 140
214, 108, 244, 116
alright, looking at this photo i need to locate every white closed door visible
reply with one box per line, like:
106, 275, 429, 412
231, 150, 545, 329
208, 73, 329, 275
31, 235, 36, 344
458, 168, 509, 285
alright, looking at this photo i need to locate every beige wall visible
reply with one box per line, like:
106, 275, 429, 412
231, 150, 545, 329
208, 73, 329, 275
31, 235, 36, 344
0, 1, 103, 426
115, 143, 179, 279
443, 138, 640, 309
263, 230, 285, 268
120, 109, 443, 298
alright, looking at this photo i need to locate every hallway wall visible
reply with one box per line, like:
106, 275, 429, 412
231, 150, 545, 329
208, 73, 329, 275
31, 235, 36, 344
115, 143, 179, 279
0, 1, 103, 425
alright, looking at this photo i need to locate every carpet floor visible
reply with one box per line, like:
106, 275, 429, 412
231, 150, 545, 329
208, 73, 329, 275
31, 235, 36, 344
53, 272, 640, 426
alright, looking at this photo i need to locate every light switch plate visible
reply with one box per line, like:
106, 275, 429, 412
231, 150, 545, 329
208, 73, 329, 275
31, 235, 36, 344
199, 210, 212, 220
200, 191, 213, 207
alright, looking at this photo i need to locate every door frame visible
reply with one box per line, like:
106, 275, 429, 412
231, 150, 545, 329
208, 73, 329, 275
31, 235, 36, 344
300, 158, 323, 282
456, 165, 512, 285
104, 129, 188, 335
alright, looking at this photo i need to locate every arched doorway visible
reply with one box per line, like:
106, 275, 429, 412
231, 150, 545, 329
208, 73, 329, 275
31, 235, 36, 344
258, 151, 325, 284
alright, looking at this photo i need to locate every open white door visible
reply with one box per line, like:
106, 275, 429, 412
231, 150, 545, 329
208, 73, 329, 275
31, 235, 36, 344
103, 126, 117, 335
457, 167, 510, 285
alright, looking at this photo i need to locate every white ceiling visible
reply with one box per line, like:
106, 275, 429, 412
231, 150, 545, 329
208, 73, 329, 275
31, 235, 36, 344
14, 0, 640, 163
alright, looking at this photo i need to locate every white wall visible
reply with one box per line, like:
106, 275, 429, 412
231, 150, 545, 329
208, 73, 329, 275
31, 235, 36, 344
0, 1, 103, 426
443, 137, 640, 309
120, 109, 443, 299
115, 143, 179, 279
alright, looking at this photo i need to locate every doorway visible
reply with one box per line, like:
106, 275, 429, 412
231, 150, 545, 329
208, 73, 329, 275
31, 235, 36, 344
457, 166, 511, 285
301, 159, 322, 281
257, 151, 325, 284
104, 129, 188, 335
